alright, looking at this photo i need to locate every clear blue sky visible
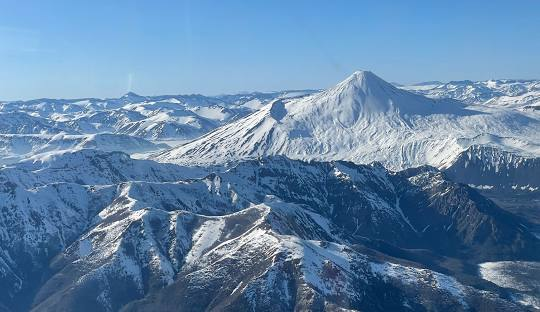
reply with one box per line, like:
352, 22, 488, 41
1, 0, 539, 100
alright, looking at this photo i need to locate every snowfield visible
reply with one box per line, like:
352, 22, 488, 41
479, 261, 540, 310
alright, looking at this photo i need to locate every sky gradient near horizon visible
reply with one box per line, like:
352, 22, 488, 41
1, 0, 539, 100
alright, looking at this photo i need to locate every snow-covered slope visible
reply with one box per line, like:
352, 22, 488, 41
36, 203, 525, 312
156, 71, 540, 169
479, 261, 540, 310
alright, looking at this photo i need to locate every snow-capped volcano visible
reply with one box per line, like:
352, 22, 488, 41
310, 70, 467, 121
155, 71, 540, 169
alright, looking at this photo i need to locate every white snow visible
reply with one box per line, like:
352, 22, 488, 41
468, 184, 494, 190
184, 218, 226, 265
479, 261, 540, 309
478, 261, 540, 292
371, 261, 468, 306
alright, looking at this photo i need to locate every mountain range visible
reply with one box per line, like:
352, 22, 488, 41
402, 79, 540, 111
0, 71, 538, 311
0, 150, 538, 311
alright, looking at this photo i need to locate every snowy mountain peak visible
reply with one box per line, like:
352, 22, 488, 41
337, 70, 387, 91
324, 71, 400, 106
308, 70, 465, 120
122, 91, 144, 99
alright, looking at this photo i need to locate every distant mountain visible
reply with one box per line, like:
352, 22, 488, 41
442, 145, 540, 223
0, 150, 537, 311
0, 90, 318, 145
156, 71, 540, 169
0, 133, 167, 165
401, 79, 540, 110
0, 112, 77, 135
411, 81, 445, 86
215, 89, 321, 110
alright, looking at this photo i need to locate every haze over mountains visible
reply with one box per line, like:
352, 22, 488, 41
0, 71, 539, 311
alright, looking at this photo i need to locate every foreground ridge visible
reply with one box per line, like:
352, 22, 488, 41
0, 150, 538, 311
